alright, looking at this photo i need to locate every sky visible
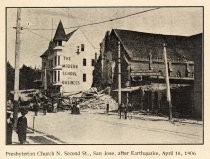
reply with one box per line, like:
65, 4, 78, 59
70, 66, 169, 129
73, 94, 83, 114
6, 7, 203, 68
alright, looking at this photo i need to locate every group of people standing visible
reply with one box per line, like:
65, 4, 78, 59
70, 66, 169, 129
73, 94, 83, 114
118, 103, 133, 119
6, 109, 28, 145
33, 91, 49, 116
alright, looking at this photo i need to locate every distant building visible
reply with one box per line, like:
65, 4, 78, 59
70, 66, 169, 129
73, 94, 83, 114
40, 21, 97, 95
97, 29, 202, 119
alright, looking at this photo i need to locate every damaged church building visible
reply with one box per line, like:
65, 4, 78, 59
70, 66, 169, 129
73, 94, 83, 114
94, 29, 202, 119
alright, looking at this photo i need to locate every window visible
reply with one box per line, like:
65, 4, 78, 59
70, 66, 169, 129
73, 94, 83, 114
91, 59, 95, 66
167, 62, 173, 76
51, 72, 53, 82
83, 74, 86, 82
42, 62, 46, 69
54, 56, 57, 66
81, 44, 84, 51
58, 71, 60, 82
54, 71, 57, 82
58, 41, 62, 46
49, 60, 52, 68
58, 56, 60, 65
185, 63, 190, 77
83, 58, 86, 66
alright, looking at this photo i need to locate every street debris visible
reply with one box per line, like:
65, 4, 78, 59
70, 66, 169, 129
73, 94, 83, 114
65, 87, 118, 111
79, 94, 118, 110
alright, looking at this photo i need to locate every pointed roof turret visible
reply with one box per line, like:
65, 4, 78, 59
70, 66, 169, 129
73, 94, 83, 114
53, 20, 67, 41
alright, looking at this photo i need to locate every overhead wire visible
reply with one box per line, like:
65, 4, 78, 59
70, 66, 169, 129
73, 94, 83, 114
22, 7, 161, 31
23, 7, 165, 53
67, 8, 100, 49
66, 7, 161, 29
25, 28, 51, 41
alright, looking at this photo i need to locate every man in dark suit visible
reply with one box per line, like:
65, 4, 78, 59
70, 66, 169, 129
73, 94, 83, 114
16, 110, 28, 144
33, 93, 40, 116
42, 93, 48, 115
119, 103, 125, 119
6, 111, 14, 144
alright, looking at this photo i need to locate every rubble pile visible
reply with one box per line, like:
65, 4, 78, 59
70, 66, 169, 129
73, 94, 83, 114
79, 94, 118, 111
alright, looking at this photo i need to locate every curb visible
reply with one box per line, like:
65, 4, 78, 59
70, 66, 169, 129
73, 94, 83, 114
99, 112, 203, 125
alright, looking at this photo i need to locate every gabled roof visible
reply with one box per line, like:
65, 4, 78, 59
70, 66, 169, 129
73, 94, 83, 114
40, 49, 48, 58
111, 29, 202, 61
53, 20, 67, 41
66, 29, 77, 41
40, 27, 77, 58
40, 41, 55, 58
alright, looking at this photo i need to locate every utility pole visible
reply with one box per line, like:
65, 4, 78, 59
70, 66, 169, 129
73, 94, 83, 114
51, 18, 53, 40
163, 43, 173, 121
13, 8, 22, 127
44, 67, 47, 90
118, 41, 121, 108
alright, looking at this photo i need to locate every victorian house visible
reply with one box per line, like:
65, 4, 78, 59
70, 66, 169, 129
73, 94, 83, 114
40, 21, 97, 95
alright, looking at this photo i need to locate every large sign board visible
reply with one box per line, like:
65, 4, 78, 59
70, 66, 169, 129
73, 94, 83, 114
131, 71, 161, 76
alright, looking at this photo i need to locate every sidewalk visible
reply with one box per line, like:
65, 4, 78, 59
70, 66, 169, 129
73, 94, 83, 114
12, 127, 66, 144
96, 110, 203, 125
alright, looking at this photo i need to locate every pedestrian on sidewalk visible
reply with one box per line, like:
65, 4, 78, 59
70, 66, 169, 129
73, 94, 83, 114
124, 104, 127, 119
53, 101, 58, 113
42, 94, 48, 115
119, 103, 125, 119
106, 103, 109, 114
16, 109, 28, 144
34, 103, 39, 116
33, 93, 40, 116
43, 102, 47, 115
6, 110, 14, 144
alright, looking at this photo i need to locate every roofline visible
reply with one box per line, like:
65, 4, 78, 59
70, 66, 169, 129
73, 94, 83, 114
189, 33, 203, 38
66, 28, 78, 41
112, 28, 202, 38
109, 29, 202, 62
112, 29, 136, 59
40, 49, 48, 58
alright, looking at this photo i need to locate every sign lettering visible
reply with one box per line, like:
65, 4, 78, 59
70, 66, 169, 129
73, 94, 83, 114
62, 64, 78, 68
62, 81, 80, 85
64, 56, 71, 61
63, 72, 77, 76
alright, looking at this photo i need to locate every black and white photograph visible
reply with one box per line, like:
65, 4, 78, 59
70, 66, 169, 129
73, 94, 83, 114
6, 7, 203, 145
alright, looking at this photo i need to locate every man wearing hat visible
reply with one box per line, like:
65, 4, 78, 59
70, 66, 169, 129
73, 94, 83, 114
6, 110, 14, 144
16, 109, 28, 144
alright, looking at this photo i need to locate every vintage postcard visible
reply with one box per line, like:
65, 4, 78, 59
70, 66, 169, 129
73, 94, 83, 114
0, 1, 209, 159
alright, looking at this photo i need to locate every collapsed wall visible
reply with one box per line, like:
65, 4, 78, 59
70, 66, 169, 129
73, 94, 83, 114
79, 94, 118, 111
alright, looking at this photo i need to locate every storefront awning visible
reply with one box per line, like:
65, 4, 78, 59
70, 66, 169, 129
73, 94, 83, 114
112, 84, 191, 92
112, 86, 142, 92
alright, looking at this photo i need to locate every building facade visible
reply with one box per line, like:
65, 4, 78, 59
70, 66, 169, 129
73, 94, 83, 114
40, 21, 97, 95
97, 29, 202, 119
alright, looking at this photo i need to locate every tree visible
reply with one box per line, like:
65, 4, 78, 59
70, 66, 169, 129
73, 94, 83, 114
6, 61, 15, 93
6, 62, 41, 93
19, 65, 41, 90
